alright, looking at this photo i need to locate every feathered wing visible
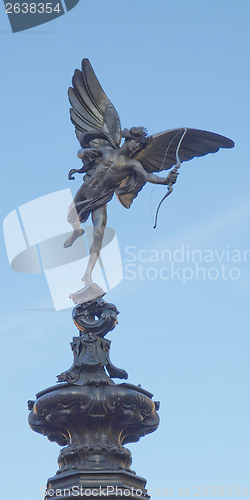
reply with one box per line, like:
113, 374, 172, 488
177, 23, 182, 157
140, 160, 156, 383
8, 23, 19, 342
116, 128, 234, 208
68, 58, 122, 148
134, 128, 234, 172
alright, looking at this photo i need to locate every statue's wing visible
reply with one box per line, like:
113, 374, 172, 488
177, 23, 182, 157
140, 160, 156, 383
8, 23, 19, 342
116, 127, 234, 209
68, 59, 122, 148
133, 128, 234, 173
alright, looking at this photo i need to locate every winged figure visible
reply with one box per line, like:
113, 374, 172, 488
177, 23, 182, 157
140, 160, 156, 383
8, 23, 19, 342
64, 59, 234, 285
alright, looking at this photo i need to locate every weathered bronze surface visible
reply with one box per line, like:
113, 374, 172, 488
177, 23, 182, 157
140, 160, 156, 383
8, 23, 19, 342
57, 299, 128, 384
28, 59, 234, 500
29, 299, 159, 499
64, 58, 234, 289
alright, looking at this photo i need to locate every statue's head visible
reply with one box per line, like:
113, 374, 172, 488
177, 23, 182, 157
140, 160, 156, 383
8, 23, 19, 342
122, 127, 148, 143
121, 127, 148, 154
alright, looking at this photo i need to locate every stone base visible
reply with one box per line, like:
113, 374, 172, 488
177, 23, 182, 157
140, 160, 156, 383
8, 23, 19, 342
45, 469, 150, 500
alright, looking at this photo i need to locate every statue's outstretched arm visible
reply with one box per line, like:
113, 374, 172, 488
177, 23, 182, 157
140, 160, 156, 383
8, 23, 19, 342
133, 161, 178, 186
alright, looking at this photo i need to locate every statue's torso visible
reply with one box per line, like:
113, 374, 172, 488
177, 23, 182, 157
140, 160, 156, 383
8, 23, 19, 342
81, 147, 134, 198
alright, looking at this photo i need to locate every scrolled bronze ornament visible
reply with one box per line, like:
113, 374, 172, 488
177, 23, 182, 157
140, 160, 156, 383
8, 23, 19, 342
72, 299, 119, 336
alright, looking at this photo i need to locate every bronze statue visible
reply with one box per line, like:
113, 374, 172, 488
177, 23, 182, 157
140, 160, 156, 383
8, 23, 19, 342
28, 60, 235, 495
64, 59, 234, 288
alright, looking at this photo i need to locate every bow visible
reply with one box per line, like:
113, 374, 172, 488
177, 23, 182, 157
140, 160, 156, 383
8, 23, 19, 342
153, 128, 187, 229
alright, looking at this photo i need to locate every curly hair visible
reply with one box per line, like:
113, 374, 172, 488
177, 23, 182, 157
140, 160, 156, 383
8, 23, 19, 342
122, 127, 148, 143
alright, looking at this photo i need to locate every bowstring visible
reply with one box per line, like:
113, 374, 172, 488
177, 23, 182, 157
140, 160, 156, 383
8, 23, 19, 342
150, 130, 184, 224
152, 128, 187, 228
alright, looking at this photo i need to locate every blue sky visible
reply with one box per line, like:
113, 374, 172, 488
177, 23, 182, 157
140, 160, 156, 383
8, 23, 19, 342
0, 1, 250, 499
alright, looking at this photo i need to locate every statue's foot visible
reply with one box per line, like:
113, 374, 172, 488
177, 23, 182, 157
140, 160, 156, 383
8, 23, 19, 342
81, 273, 93, 285
63, 228, 84, 248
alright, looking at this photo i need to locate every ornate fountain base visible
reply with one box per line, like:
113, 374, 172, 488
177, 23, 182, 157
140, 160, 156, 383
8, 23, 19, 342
45, 469, 149, 500
28, 299, 160, 500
